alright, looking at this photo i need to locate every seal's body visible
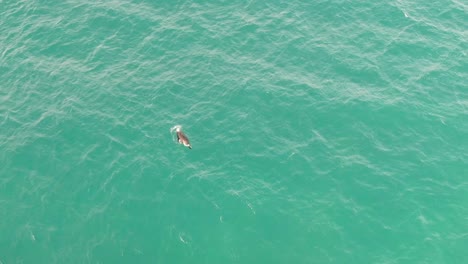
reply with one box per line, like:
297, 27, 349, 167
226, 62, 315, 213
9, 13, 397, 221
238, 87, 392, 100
173, 126, 191, 149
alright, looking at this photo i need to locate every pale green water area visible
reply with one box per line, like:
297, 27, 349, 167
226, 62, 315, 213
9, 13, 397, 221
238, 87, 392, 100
1, 0, 467, 263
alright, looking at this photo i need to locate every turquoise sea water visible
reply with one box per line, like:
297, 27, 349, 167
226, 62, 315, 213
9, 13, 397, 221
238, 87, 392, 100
1, 0, 467, 263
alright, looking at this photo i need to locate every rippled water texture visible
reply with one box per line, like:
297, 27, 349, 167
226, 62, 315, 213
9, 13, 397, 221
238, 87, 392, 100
1, 0, 467, 263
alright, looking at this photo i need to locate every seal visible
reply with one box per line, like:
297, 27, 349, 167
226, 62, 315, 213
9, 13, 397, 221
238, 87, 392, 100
171, 125, 192, 149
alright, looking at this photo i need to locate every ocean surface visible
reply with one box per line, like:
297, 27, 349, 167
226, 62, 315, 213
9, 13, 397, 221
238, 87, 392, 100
1, 0, 467, 263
